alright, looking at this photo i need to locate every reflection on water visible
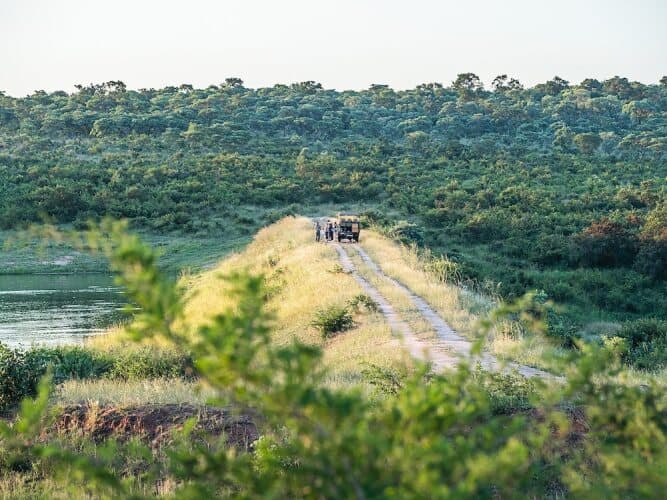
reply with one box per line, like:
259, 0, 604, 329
0, 274, 126, 348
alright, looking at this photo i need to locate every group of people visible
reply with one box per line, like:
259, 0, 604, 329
315, 220, 337, 242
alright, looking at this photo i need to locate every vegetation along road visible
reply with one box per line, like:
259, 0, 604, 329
335, 241, 554, 378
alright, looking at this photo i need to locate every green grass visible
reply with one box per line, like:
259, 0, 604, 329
0, 228, 250, 275
0, 230, 107, 274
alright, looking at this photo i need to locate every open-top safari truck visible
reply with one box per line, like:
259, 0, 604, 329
337, 213, 360, 242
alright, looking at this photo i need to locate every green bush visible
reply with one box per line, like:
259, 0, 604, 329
311, 305, 354, 338
25, 346, 113, 384
347, 293, 380, 313
361, 364, 410, 395
106, 347, 194, 380
387, 220, 424, 245
610, 319, 667, 370
473, 369, 538, 414
571, 218, 638, 268
0, 345, 34, 411
0, 343, 194, 410
635, 238, 667, 280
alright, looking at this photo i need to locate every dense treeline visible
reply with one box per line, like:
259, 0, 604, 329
0, 75, 665, 333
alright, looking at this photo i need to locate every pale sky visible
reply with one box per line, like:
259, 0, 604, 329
1, 0, 666, 96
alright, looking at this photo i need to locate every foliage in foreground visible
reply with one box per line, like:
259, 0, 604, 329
0, 223, 665, 498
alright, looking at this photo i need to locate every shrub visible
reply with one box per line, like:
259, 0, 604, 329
0, 345, 107, 410
311, 305, 354, 338
328, 263, 346, 274
361, 364, 410, 395
347, 293, 379, 313
387, 220, 424, 245
25, 346, 113, 384
0, 345, 33, 411
571, 218, 638, 268
0, 343, 194, 410
424, 254, 462, 283
359, 208, 390, 228
473, 369, 537, 414
545, 310, 580, 346
106, 347, 194, 380
609, 319, 667, 370
635, 238, 667, 280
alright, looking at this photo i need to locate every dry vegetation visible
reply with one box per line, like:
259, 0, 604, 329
358, 230, 566, 370
54, 379, 215, 406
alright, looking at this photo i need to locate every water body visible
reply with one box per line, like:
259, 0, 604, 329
0, 274, 126, 348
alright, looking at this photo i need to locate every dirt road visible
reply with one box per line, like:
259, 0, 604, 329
335, 242, 555, 379
334, 243, 458, 371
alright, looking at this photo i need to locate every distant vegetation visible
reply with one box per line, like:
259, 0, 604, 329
1, 75, 665, 336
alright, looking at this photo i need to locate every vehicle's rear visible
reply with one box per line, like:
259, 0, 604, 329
337, 214, 361, 242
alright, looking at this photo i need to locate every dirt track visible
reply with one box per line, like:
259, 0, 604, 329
335, 242, 555, 379
334, 243, 458, 371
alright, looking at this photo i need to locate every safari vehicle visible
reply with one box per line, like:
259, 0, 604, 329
337, 213, 360, 242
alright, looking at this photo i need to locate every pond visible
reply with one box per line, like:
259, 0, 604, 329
0, 274, 126, 348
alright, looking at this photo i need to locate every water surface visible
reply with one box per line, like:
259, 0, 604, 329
0, 274, 125, 348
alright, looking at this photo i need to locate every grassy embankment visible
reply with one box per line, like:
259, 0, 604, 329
68, 216, 409, 402
0, 216, 409, 496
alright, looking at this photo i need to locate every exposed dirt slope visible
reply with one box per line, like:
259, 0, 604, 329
48, 403, 258, 448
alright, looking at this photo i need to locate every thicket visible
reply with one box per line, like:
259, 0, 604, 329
611, 319, 667, 370
311, 305, 355, 338
1, 224, 665, 497
0, 344, 193, 410
1, 75, 665, 333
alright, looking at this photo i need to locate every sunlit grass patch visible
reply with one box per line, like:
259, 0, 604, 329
83, 218, 406, 388
162, 217, 405, 382
54, 378, 215, 406
323, 317, 411, 378
0, 474, 73, 500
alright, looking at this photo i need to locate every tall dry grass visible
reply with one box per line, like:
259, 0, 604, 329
81, 217, 410, 399
170, 217, 409, 379
358, 230, 563, 369
54, 379, 215, 406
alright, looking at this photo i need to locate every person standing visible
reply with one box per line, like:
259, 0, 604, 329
315, 221, 321, 242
